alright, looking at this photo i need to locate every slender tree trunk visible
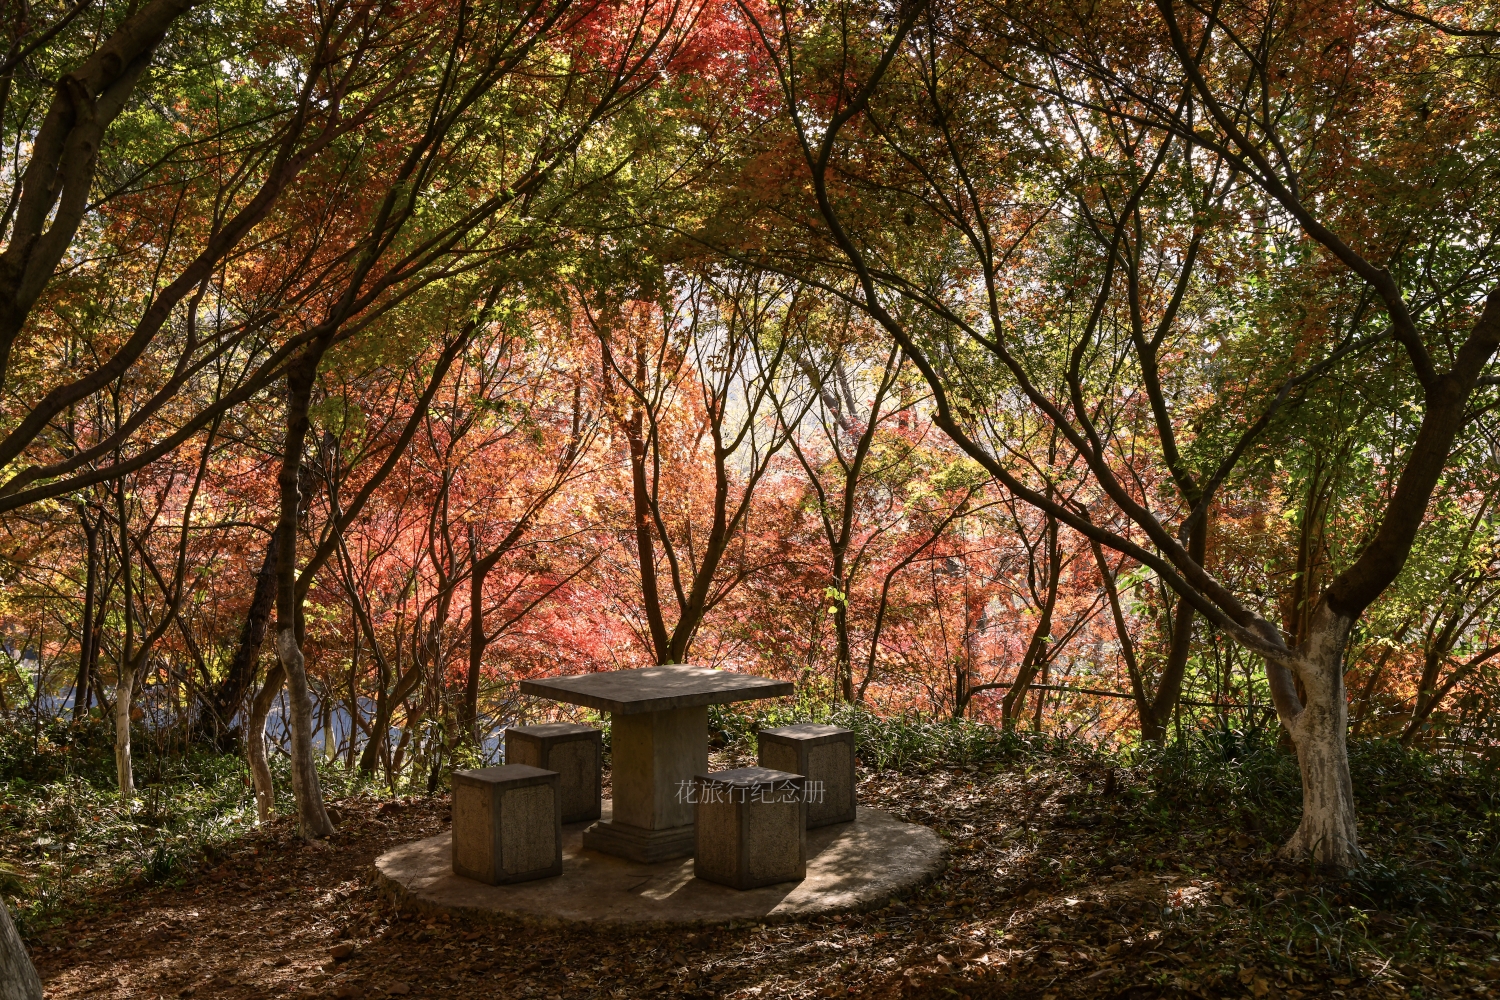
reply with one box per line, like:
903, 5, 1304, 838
204, 528, 278, 743
465, 549, 494, 746
273, 353, 335, 839
1142, 598, 1194, 743
82, 563, 112, 716
359, 675, 391, 777
247, 663, 285, 822
626, 409, 671, 663
1142, 514, 1209, 742
112, 664, 136, 797
347, 614, 361, 769
113, 482, 134, 795
832, 548, 852, 702
72, 506, 99, 719
355, 598, 424, 776
1031, 659, 1049, 730
320, 687, 334, 761
1001, 512, 1061, 727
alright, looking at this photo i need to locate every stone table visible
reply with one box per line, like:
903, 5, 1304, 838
376, 803, 945, 925
519, 664, 793, 862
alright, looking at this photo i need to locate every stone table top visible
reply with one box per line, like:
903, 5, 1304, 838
519, 664, 793, 715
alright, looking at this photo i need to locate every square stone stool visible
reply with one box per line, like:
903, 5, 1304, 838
757, 723, 856, 827
451, 764, 562, 885
693, 767, 806, 890
505, 722, 603, 823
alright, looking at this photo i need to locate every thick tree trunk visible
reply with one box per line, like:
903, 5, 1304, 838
0, 897, 43, 1000
1273, 607, 1362, 868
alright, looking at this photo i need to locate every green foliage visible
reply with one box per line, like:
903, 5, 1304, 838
1146, 728, 1500, 922
0, 713, 390, 935
709, 697, 1110, 772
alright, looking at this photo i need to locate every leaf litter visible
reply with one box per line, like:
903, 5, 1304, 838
27, 751, 1500, 1000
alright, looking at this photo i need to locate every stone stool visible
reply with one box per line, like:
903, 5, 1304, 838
505, 722, 603, 823
757, 723, 856, 827
451, 764, 562, 885
693, 767, 806, 890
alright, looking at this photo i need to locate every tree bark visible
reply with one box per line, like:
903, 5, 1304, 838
1274, 605, 1361, 867
0, 896, 42, 1000
273, 352, 335, 839
203, 527, 278, 743
1001, 512, 1061, 726
113, 480, 135, 795
247, 663, 285, 822
0, 0, 203, 381
112, 665, 136, 796
346, 612, 361, 769
465, 542, 498, 745
71, 504, 100, 719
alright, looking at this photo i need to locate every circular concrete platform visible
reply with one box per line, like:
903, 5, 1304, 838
373, 802, 944, 926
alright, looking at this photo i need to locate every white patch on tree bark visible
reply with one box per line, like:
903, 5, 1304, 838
1275, 607, 1363, 868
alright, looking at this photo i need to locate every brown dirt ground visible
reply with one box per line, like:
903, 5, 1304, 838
29, 766, 1498, 1000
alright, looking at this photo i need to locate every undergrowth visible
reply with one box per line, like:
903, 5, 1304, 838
0, 714, 387, 936
5, 697, 1500, 991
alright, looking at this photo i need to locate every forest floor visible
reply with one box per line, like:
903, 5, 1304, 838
22, 734, 1500, 1000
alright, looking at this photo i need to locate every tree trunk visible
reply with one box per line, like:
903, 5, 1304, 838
358, 676, 390, 777
464, 552, 491, 746
1001, 512, 1061, 727
0, 896, 42, 1000
832, 548, 852, 702
274, 576, 334, 842
113, 664, 135, 796
72, 505, 100, 719
1273, 605, 1362, 867
320, 687, 334, 761
203, 528, 278, 744
1142, 597, 1193, 743
626, 408, 671, 663
114, 480, 134, 795
82, 566, 110, 717
356, 606, 423, 777
346, 615, 361, 769
273, 351, 335, 839
247, 664, 284, 822
1141, 513, 1208, 742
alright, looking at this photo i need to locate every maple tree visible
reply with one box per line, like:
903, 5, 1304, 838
718, 0, 1500, 868
0, 0, 1497, 896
